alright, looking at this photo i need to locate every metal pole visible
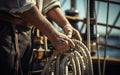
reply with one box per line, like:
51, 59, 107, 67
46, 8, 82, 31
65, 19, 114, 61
65, 0, 79, 30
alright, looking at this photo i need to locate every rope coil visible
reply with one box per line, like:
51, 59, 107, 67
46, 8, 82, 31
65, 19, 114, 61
41, 39, 94, 75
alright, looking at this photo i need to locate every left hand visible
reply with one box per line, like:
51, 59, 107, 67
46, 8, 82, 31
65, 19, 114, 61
63, 24, 82, 41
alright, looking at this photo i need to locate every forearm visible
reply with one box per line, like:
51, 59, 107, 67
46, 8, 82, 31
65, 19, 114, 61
16, 5, 59, 42
47, 6, 82, 41
47, 6, 72, 29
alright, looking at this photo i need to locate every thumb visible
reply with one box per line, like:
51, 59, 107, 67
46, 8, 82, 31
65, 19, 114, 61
67, 30, 72, 38
63, 25, 72, 38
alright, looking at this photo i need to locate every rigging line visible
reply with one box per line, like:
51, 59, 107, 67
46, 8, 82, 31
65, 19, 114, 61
41, 39, 93, 75
74, 40, 94, 75
72, 52, 81, 75
60, 53, 77, 75
94, 0, 102, 75
80, 0, 87, 33
96, 0, 120, 5
86, 0, 91, 52
55, 55, 61, 75
83, 0, 87, 16
83, 0, 87, 22
65, 62, 69, 75
74, 51, 85, 75
79, 23, 86, 33
41, 56, 56, 75
107, 10, 120, 36
75, 45, 89, 74
60, 55, 68, 75
68, 54, 77, 75
74, 43, 88, 73
96, 1, 100, 18
102, 0, 110, 75
59, 0, 66, 7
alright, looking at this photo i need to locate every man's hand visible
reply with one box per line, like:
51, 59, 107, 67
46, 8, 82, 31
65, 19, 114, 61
63, 24, 82, 41
51, 32, 75, 55
46, 6, 82, 42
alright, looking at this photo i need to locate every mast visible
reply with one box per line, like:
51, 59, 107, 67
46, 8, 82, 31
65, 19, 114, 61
65, 0, 79, 30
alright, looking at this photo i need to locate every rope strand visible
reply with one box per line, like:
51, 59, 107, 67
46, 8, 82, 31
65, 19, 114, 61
41, 39, 94, 75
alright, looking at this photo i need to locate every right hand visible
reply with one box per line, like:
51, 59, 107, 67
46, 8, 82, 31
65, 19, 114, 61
50, 32, 75, 55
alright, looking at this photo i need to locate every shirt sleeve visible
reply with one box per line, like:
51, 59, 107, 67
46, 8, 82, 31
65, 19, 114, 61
9, 0, 36, 13
42, 0, 61, 16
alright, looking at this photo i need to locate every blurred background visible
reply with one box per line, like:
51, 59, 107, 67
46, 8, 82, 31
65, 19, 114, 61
54, 0, 120, 58
54, 0, 120, 75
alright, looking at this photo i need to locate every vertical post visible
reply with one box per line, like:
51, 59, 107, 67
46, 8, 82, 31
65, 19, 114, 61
65, 0, 80, 30
71, 0, 76, 9
90, 0, 95, 40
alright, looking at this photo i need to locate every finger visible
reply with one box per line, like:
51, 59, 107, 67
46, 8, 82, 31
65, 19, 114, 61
66, 30, 72, 38
65, 37, 75, 48
63, 25, 72, 38
60, 39, 69, 51
57, 39, 69, 53
63, 40, 70, 51
73, 31, 82, 41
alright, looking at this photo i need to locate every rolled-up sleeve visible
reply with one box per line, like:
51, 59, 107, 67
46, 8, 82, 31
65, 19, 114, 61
10, 0, 36, 13
0, 0, 35, 13
42, 0, 60, 15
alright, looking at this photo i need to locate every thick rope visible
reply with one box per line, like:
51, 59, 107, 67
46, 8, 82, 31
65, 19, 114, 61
41, 39, 94, 75
73, 39, 94, 75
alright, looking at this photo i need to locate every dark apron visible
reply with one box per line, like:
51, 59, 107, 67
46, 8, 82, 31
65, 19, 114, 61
0, 17, 34, 75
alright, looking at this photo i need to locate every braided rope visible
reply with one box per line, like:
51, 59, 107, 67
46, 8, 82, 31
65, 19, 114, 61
41, 39, 94, 75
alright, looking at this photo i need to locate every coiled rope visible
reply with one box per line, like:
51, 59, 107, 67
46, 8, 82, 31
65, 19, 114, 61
41, 39, 94, 75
